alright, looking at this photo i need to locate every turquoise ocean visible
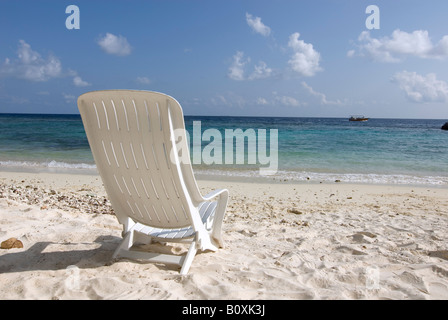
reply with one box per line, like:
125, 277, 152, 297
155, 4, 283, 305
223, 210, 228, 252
0, 113, 447, 186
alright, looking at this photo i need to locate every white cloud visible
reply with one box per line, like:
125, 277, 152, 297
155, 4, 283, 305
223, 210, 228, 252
62, 93, 76, 103
288, 32, 322, 77
355, 30, 448, 62
392, 71, 448, 103
97, 33, 132, 56
0, 40, 89, 86
256, 97, 268, 105
136, 76, 151, 84
246, 13, 271, 37
275, 95, 301, 107
73, 75, 90, 87
248, 61, 272, 80
210, 95, 228, 106
210, 92, 247, 108
301, 82, 345, 105
228, 51, 249, 81
228, 51, 274, 81
0, 40, 62, 81
231, 16, 321, 81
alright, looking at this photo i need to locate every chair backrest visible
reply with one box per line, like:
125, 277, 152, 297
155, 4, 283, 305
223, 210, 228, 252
78, 90, 200, 229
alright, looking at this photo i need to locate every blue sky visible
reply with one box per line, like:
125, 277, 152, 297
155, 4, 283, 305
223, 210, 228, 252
0, 0, 448, 118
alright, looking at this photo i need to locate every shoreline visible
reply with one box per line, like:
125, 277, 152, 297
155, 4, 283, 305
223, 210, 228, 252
1, 169, 448, 299
0, 168, 448, 189
1, 164, 447, 188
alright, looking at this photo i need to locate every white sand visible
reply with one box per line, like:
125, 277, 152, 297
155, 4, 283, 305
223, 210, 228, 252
1, 171, 448, 300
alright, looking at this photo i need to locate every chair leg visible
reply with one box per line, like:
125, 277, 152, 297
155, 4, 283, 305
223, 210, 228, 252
112, 230, 134, 259
211, 192, 228, 248
180, 241, 197, 275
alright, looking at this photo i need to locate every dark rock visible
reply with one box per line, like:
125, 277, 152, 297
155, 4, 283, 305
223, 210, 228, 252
442, 122, 448, 130
1, 237, 23, 249
287, 208, 303, 215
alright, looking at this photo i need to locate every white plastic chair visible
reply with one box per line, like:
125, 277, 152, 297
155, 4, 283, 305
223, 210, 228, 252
78, 90, 228, 274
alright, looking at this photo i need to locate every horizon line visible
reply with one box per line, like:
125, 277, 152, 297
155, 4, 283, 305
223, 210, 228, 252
0, 112, 447, 121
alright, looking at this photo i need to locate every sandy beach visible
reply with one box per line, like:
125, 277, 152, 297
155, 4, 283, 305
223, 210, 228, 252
0, 170, 447, 300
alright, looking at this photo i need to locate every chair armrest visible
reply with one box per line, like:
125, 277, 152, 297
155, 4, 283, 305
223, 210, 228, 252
202, 188, 229, 201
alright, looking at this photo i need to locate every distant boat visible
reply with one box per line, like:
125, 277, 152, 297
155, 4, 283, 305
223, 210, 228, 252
349, 115, 369, 122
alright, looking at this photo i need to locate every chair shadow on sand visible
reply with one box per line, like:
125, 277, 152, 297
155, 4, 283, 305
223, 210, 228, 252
0, 235, 119, 274
0, 235, 192, 274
